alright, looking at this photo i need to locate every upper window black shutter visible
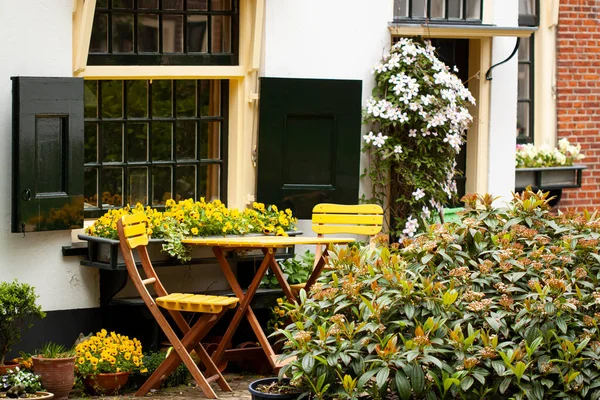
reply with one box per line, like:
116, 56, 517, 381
12, 77, 84, 233
257, 78, 362, 219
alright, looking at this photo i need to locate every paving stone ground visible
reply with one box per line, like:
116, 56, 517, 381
71, 373, 260, 400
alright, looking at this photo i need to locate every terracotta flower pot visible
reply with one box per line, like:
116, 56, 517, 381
83, 372, 130, 396
32, 356, 75, 400
0, 361, 19, 375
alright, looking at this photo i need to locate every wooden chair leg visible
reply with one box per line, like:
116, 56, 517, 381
136, 311, 222, 398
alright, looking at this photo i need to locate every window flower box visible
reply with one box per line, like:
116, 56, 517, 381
515, 164, 587, 191
77, 232, 299, 271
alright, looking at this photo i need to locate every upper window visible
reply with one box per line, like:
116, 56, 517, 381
393, 0, 482, 23
88, 0, 238, 66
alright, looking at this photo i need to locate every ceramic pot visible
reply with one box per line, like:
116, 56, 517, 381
83, 372, 130, 396
32, 356, 75, 400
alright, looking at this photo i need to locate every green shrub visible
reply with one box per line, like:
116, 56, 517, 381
278, 190, 600, 399
0, 281, 46, 365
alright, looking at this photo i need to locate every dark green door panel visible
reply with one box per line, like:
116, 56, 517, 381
257, 78, 362, 219
12, 77, 85, 232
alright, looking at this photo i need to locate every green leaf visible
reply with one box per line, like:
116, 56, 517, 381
499, 377, 512, 394
408, 364, 425, 395
301, 354, 314, 373
556, 317, 567, 334
376, 367, 390, 389
395, 373, 411, 400
404, 304, 415, 319
357, 369, 378, 390
460, 376, 474, 391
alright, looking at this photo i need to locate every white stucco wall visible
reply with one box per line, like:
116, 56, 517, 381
487, 0, 519, 200
0, 0, 100, 311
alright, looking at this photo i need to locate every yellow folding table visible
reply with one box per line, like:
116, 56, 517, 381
181, 235, 355, 369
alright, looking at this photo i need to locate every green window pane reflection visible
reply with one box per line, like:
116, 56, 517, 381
151, 80, 173, 117
84, 81, 98, 118
127, 123, 148, 161
101, 81, 123, 118
85, 123, 98, 163
101, 168, 124, 207
176, 121, 197, 160
176, 166, 196, 201
152, 122, 173, 160
127, 80, 148, 117
102, 122, 124, 162
176, 80, 197, 117
152, 166, 172, 205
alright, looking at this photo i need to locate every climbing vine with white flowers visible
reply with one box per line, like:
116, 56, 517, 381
362, 38, 475, 239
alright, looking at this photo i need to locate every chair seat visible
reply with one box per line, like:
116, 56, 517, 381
156, 293, 239, 314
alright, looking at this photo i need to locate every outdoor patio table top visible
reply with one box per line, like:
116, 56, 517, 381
181, 235, 356, 370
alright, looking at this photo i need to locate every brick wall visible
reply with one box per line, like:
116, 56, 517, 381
556, 0, 600, 209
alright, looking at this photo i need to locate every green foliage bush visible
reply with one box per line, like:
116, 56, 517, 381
128, 351, 189, 389
262, 250, 315, 289
278, 190, 600, 399
0, 281, 45, 366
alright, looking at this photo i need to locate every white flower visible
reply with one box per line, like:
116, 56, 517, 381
363, 131, 376, 144
373, 132, 388, 148
422, 206, 431, 220
412, 188, 425, 200
408, 129, 417, 137
402, 216, 419, 237
394, 145, 403, 154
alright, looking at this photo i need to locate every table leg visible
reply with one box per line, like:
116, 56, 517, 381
304, 248, 329, 293
263, 248, 296, 302
212, 247, 278, 369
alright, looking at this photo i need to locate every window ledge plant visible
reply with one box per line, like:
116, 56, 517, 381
516, 138, 585, 168
84, 199, 298, 262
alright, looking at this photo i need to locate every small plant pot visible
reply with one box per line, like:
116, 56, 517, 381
248, 378, 302, 400
32, 356, 75, 400
83, 372, 130, 396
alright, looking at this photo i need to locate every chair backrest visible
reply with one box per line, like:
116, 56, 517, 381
311, 203, 383, 236
120, 212, 150, 249
117, 212, 169, 298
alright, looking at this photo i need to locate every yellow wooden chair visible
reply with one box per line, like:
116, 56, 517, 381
290, 203, 384, 295
117, 213, 238, 399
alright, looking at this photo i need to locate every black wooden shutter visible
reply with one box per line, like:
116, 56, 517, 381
12, 77, 84, 233
257, 78, 362, 219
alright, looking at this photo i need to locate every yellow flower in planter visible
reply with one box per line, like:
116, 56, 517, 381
75, 330, 144, 377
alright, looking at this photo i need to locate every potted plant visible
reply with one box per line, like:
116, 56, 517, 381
248, 377, 303, 400
515, 138, 587, 191
0, 367, 52, 399
0, 281, 45, 375
31, 343, 75, 400
75, 329, 145, 395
